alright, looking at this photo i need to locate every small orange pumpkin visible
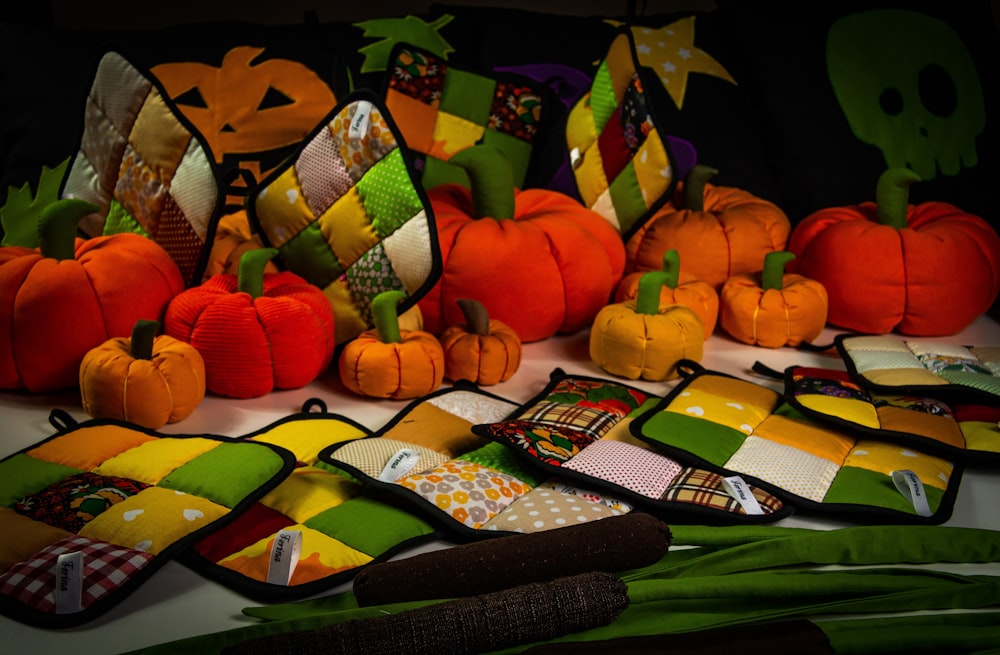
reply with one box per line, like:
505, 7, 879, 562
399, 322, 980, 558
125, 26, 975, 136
615, 249, 718, 340
80, 319, 206, 428
202, 210, 278, 280
719, 251, 828, 348
590, 270, 704, 381
624, 165, 790, 290
339, 290, 445, 399
440, 298, 522, 385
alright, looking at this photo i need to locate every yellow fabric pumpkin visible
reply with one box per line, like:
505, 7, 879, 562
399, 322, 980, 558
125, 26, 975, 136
79, 319, 206, 428
440, 298, 522, 385
589, 271, 704, 381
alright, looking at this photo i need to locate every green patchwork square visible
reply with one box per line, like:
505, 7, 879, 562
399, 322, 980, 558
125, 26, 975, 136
480, 129, 534, 189
589, 60, 618, 134
638, 411, 747, 467
608, 161, 647, 234
0, 454, 83, 507
279, 223, 344, 289
462, 442, 547, 487
159, 441, 289, 509
356, 148, 424, 239
104, 198, 149, 238
439, 68, 496, 125
823, 466, 944, 515
304, 496, 435, 555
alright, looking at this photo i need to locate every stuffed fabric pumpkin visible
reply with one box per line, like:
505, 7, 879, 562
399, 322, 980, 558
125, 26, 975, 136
80, 319, 205, 428
440, 298, 522, 386
0, 199, 185, 392
417, 145, 625, 342
615, 249, 718, 340
339, 290, 444, 399
590, 270, 704, 381
720, 251, 828, 348
164, 248, 335, 398
787, 168, 1000, 336
202, 210, 278, 281
624, 165, 790, 290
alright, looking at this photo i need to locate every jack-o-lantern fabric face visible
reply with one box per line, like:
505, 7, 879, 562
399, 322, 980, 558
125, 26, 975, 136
152, 46, 338, 209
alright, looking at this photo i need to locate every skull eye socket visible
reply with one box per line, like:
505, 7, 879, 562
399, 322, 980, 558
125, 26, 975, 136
880, 88, 904, 116
918, 63, 957, 118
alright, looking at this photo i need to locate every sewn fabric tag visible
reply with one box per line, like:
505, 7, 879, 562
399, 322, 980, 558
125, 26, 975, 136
266, 529, 303, 585
349, 101, 373, 140
54, 551, 83, 614
722, 476, 764, 515
891, 470, 932, 517
378, 449, 421, 482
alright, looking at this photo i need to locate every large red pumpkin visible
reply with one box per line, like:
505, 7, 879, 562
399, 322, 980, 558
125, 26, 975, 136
624, 165, 790, 290
0, 199, 185, 392
787, 169, 1000, 336
417, 145, 625, 342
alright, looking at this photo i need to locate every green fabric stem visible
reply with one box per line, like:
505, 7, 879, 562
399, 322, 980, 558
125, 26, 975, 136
237, 248, 278, 298
817, 611, 1000, 654
875, 168, 920, 229
635, 271, 669, 315
449, 144, 515, 219
762, 250, 795, 290
37, 198, 100, 261
371, 289, 407, 343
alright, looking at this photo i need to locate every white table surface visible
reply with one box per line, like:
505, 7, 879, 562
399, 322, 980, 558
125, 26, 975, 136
3, 315, 1000, 653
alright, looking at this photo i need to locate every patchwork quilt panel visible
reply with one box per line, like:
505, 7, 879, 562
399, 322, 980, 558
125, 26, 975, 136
631, 362, 964, 524
249, 90, 440, 346
61, 50, 222, 288
779, 364, 1000, 465
179, 398, 439, 602
0, 410, 295, 628
383, 42, 546, 190
321, 382, 644, 539
565, 27, 678, 240
473, 369, 790, 524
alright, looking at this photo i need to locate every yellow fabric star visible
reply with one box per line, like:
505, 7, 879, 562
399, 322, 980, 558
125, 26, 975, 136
610, 16, 736, 109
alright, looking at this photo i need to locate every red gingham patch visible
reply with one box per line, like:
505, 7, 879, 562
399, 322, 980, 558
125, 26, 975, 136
0, 535, 154, 613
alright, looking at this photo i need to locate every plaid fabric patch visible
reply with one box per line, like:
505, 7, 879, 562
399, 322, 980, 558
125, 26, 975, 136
14, 472, 150, 533
518, 401, 618, 441
0, 535, 154, 612
661, 468, 784, 515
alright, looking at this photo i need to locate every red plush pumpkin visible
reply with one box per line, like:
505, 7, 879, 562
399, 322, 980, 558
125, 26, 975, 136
80, 319, 205, 428
164, 247, 335, 398
440, 298, 522, 385
339, 290, 445, 399
615, 249, 718, 340
417, 145, 625, 342
0, 199, 185, 392
624, 165, 791, 290
787, 168, 1000, 336
720, 251, 828, 348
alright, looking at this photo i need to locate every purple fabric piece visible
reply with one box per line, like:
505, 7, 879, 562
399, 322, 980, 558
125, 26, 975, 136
494, 63, 592, 109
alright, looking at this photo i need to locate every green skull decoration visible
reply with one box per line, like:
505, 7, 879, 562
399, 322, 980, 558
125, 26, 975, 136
826, 9, 985, 180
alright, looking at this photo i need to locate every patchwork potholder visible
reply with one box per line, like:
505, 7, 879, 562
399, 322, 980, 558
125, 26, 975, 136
320, 381, 637, 539
836, 334, 1000, 406
179, 398, 440, 602
631, 361, 964, 524
564, 26, 678, 241
61, 50, 223, 288
0, 409, 295, 628
383, 42, 547, 191
762, 362, 1000, 465
248, 89, 440, 346
472, 369, 791, 524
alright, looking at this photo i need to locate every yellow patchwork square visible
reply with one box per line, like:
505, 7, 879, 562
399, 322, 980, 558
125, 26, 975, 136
796, 394, 880, 429
687, 375, 782, 411
753, 414, 855, 465
254, 167, 314, 247
27, 425, 158, 471
79, 486, 228, 555
428, 111, 484, 160
842, 440, 953, 491
632, 128, 671, 207
666, 387, 773, 435
251, 422, 368, 466
319, 187, 378, 269
92, 437, 221, 484
324, 277, 368, 346
131, 90, 191, 180
259, 467, 359, 523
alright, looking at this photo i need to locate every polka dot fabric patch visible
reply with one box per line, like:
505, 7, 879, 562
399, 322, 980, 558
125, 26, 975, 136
561, 440, 682, 499
481, 484, 629, 533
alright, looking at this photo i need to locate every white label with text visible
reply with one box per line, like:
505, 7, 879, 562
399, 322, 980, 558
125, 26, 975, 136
722, 476, 764, 515
892, 470, 932, 517
378, 448, 421, 483
55, 551, 83, 614
266, 529, 302, 585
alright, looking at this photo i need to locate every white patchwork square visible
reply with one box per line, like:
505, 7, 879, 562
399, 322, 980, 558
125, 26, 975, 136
723, 436, 839, 503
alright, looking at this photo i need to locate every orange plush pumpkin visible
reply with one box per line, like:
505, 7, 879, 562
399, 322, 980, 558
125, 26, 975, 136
416, 145, 625, 342
0, 199, 185, 392
339, 290, 444, 399
615, 249, 718, 340
720, 251, 828, 348
787, 168, 1000, 336
624, 165, 790, 290
202, 210, 278, 280
590, 270, 704, 381
440, 298, 522, 385
164, 247, 335, 398
80, 319, 205, 428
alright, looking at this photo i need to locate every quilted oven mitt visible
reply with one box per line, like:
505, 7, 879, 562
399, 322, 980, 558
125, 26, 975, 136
631, 361, 964, 523
248, 89, 439, 347
564, 26, 678, 241
473, 369, 790, 524
320, 381, 640, 539
760, 362, 1000, 465
0, 409, 295, 628
62, 50, 223, 288
836, 334, 1000, 406
179, 398, 439, 603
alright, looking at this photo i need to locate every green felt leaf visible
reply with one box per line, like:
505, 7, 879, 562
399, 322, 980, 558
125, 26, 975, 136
0, 158, 71, 247
355, 14, 455, 74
